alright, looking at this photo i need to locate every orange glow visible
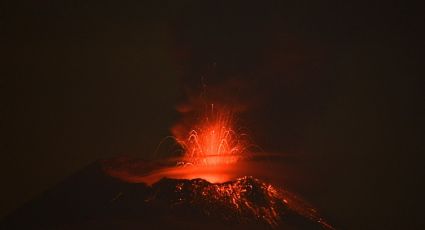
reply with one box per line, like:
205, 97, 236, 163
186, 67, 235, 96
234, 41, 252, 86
103, 103, 252, 185
105, 163, 233, 184
172, 104, 248, 166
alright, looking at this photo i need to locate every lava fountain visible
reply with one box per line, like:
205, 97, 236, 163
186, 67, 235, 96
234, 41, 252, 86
168, 103, 252, 182
103, 102, 252, 184
173, 104, 247, 166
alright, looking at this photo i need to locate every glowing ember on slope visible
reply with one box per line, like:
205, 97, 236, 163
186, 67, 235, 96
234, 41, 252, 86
172, 104, 249, 166
148, 175, 335, 229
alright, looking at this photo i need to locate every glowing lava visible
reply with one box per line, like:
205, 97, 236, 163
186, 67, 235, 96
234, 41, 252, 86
172, 104, 248, 166
151, 176, 335, 229
160, 103, 252, 183
103, 103, 253, 184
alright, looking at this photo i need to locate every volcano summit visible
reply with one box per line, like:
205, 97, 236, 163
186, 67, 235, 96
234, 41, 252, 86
1, 158, 334, 230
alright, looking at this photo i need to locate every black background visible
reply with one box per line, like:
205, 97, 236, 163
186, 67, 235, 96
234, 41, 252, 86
1, 1, 424, 229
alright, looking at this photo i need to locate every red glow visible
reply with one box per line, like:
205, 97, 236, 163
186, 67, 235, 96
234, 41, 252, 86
172, 104, 248, 166
103, 103, 251, 184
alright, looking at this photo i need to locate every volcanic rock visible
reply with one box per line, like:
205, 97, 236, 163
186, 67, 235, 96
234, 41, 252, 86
1, 161, 333, 230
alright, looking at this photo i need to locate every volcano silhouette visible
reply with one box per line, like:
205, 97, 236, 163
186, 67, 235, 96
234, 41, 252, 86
1, 159, 334, 230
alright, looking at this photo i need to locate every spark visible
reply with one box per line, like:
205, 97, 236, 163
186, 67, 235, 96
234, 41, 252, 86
173, 104, 248, 166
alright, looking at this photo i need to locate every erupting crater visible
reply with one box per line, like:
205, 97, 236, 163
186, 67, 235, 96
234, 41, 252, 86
101, 103, 335, 229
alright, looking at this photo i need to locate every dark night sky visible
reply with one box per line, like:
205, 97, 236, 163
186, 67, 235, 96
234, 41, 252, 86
1, 1, 424, 229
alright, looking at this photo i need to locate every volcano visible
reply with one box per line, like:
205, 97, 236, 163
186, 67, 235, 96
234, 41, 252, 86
1, 158, 334, 230
1, 104, 335, 229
